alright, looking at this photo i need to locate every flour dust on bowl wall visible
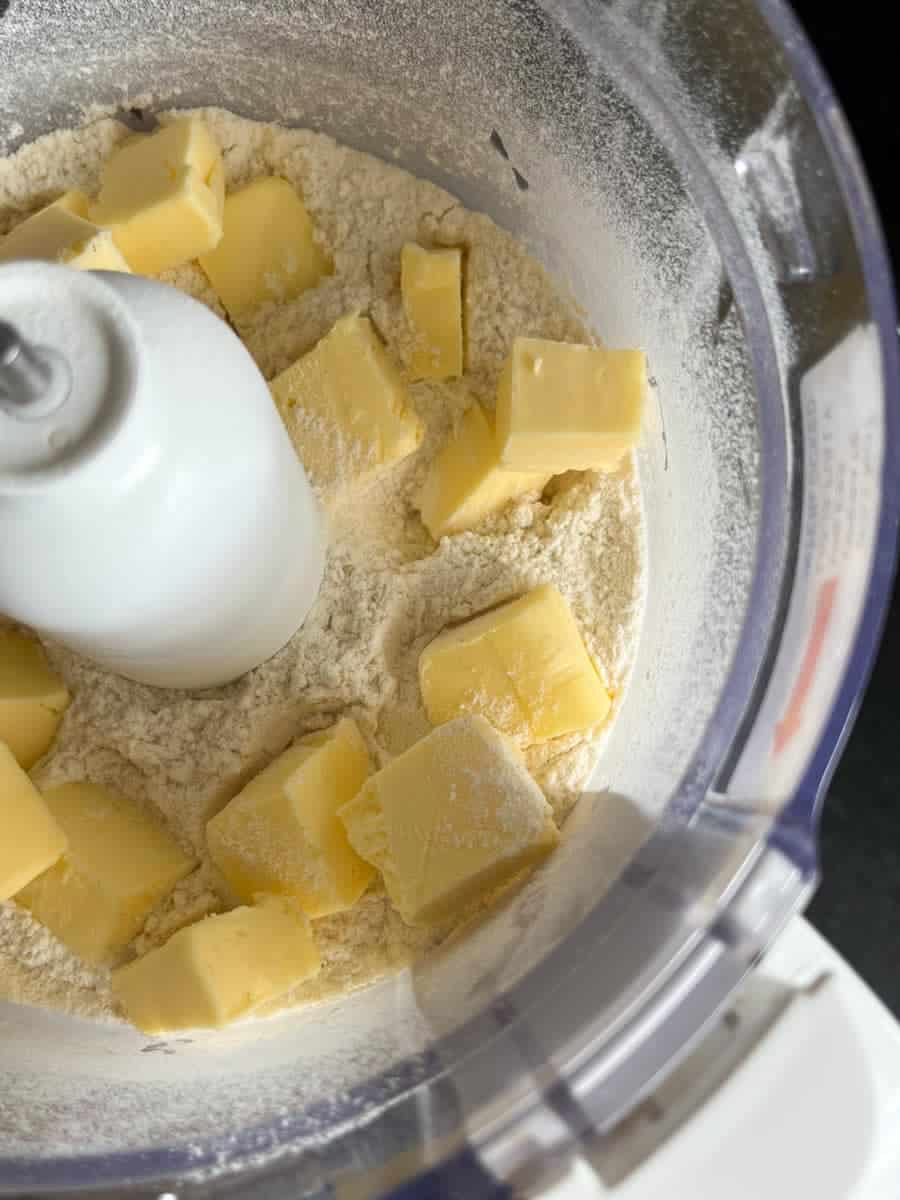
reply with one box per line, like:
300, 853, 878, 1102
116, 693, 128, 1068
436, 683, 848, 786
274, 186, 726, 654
0, 0, 897, 1196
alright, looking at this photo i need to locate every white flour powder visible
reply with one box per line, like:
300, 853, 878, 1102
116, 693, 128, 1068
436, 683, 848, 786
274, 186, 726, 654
0, 109, 645, 1024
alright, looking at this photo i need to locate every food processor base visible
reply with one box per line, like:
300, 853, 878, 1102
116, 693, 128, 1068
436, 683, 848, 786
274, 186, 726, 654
544, 918, 900, 1200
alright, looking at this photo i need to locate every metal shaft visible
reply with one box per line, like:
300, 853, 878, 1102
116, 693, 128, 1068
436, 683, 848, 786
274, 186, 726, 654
0, 320, 25, 366
0, 319, 71, 420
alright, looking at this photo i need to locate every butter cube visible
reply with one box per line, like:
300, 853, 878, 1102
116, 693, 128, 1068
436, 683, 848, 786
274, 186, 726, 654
417, 401, 549, 538
0, 743, 67, 901
49, 190, 90, 217
0, 629, 70, 769
111, 896, 321, 1033
207, 718, 375, 917
90, 117, 224, 274
199, 176, 331, 319
496, 337, 645, 472
419, 584, 611, 743
0, 205, 131, 271
17, 783, 195, 964
270, 314, 424, 490
339, 715, 558, 925
401, 243, 463, 380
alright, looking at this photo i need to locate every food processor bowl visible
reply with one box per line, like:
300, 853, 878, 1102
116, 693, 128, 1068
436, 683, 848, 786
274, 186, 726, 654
0, 0, 896, 1195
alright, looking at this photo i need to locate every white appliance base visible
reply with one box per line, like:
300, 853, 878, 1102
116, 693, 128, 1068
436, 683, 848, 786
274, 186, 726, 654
545, 917, 900, 1199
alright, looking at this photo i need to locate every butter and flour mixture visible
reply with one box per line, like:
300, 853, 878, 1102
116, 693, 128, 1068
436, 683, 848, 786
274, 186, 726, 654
0, 109, 645, 1023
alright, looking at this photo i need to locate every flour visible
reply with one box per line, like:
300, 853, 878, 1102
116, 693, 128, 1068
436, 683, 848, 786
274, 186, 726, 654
0, 902, 112, 1021
0, 109, 645, 1025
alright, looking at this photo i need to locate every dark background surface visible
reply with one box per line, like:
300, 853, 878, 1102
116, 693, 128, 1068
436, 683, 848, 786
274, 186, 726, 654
790, 2, 900, 1015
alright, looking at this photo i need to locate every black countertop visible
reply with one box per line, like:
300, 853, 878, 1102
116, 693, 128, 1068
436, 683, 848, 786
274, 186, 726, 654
789, 3, 900, 1015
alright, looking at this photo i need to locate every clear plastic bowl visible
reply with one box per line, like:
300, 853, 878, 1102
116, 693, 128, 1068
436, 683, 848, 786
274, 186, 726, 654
0, 1, 897, 1195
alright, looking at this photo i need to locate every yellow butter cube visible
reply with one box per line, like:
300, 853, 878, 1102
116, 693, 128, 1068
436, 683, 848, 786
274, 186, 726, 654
111, 896, 321, 1033
0, 743, 67, 901
339, 715, 558, 925
64, 232, 131, 272
90, 118, 224, 274
0, 205, 131, 272
417, 401, 549, 538
270, 314, 424, 490
207, 718, 375, 917
496, 337, 645, 472
198, 176, 331, 319
49, 190, 90, 217
419, 584, 611, 743
0, 629, 70, 769
401, 243, 463, 380
17, 782, 195, 965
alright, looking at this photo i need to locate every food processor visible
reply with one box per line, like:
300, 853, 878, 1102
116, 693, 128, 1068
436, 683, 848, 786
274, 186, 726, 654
1, 0, 898, 1196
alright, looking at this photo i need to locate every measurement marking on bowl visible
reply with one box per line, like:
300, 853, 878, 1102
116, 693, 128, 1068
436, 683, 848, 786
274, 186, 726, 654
488, 131, 530, 192
489, 129, 510, 160
141, 1040, 176, 1054
773, 576, 838, 756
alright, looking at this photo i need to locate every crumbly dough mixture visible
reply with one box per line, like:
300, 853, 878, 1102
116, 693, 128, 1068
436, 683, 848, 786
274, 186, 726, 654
0, 109, 645, 1024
